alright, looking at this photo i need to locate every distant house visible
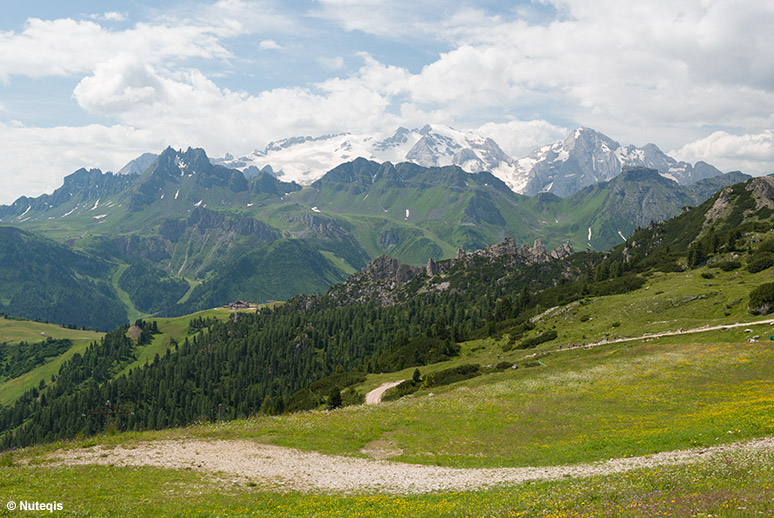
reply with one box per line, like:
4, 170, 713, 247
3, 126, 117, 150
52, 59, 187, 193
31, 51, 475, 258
227, 300, 250, 310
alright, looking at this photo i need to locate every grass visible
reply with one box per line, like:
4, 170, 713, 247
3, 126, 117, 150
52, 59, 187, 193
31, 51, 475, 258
2, 266, 774, 515
0, 317, 103, 405
1, 443, 772, 517
0, 316, 102, 346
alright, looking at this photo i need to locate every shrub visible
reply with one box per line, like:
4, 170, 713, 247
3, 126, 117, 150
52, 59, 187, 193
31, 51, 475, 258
518, 330, 558, 349
701, 272, 714, 279
749, 282, 774, 315
495, 361, 514, 370
712, 260, 742, 271
382, 379, 420, 402
747, 254, 774, 273
757, 238, 774, 253
423, 364, 481, 388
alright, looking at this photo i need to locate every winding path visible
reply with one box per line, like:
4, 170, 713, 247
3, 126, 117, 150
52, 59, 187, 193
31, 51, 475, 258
365, 380, 404, 405
53, 436, 774, 494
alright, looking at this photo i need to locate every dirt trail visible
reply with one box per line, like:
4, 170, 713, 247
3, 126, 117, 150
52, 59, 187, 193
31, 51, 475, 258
559, 317, 774, 352
365, 380, 404, 405
53, 436, 774, 494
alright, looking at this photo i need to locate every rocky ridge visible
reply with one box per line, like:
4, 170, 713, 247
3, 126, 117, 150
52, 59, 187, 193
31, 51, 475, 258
326, 237, 574, 307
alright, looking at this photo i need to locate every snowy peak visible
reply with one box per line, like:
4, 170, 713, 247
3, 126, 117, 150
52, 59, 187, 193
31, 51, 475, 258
212, 124, 517, 188
512, 128, 722, 197
212, 125, 723, 198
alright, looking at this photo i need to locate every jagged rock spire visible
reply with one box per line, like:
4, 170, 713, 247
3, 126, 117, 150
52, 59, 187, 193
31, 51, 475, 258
426, 257, 439, 276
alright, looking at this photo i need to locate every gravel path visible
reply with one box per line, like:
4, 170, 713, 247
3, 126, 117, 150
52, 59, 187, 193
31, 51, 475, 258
365, 380, 404, 405
559, 317, 774, 352
54, 436, 774, 494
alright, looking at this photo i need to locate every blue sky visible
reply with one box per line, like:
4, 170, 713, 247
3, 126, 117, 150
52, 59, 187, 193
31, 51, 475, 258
1, 0, 773, 203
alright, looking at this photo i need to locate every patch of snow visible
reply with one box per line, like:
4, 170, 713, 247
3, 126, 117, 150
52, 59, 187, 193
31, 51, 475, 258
90, 199, 100, 211
311, 206, 320, 212
588, 227, 592, 241
94, 214, 107, 220
363, 193, 369, 201
62, 207, 76, 217
175, 189, 180, 200
18, 205, 31, 218
405, 209, 410, 219
247, 203, 253, 207
160, 194, 165, 199
618, 230, 626, 241
194, 200, 203, 207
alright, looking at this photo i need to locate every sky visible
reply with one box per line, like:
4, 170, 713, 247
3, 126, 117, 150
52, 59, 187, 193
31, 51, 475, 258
1, 0, 773, 204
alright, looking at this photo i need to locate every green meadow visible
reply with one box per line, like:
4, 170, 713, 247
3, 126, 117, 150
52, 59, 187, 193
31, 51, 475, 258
2, 265, 774, 516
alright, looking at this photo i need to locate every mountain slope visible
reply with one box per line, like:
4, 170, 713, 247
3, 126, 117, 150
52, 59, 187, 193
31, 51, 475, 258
0, 226, 126, 330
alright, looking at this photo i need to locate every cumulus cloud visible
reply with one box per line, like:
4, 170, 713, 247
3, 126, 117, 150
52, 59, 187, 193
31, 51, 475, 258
0, 122, 156, 204
673, 130, 774, 175
2, 0, 774, 204
476, 120, 569, 158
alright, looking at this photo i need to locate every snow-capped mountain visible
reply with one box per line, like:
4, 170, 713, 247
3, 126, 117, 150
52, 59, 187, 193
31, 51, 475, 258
512, 128, 722, 197
212, 125, 722, 198
212, 124, 520, 188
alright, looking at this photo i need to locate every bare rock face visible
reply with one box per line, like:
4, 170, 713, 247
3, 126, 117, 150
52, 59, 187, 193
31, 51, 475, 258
703, 186, 733, 227
550, 241, 575, 260
426, 257, 440, 276
746, 176, 774, 210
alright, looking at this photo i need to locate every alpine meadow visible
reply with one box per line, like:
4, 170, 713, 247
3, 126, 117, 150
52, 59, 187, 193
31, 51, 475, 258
1, 2, 774, 517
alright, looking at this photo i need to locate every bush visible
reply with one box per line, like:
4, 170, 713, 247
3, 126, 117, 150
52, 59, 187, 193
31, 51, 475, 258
382, 379, 421, 401
712, 260, 742, 271
341, 388, 364, 406
701, 272, 714, 279
747, 254, 774, 273
377, 336, 459, 372
749, 282, 774, 315
423, 364, 481, 388
518, 330, 558, 349
495, 361, 514, 370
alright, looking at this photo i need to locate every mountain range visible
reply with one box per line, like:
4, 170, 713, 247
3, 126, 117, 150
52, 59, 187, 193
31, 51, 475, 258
0, 139, 750, 330
212, 125, 722, 197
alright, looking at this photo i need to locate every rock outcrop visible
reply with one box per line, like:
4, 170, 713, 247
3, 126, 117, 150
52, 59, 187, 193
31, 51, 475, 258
328, 236, 575, 306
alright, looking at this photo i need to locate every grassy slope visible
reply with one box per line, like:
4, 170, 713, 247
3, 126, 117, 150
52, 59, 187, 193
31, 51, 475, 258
0, 317, 104, 405
3, 266, 774, 516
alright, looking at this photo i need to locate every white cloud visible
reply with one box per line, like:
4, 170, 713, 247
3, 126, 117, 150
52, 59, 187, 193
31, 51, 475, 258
91, 12, 128, 22
0, 122, 156, 204
258, 39, 281, 50
0, 17, 231, 81
316, 56, 344, 71
2, 0, 774, 204
476, 120, 568, 158
673, 130, 774, 175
